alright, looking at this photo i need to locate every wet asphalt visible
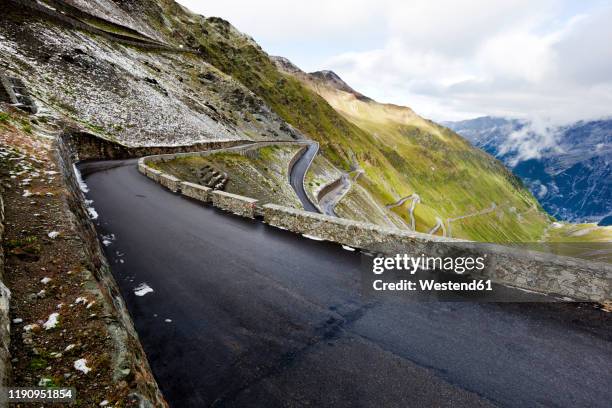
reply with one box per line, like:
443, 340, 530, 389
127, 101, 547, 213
80, 160, 612, 408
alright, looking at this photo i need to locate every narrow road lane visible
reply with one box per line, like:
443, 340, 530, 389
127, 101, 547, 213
288, 142, 320, 212
318, 173, 351, 217
80, 160, 612, 408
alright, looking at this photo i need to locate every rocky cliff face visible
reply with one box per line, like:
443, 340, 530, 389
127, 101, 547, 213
446, 117, 611, 224
0, 0, 300, 146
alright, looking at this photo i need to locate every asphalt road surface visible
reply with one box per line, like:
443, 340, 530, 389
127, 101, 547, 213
288, 142, 320, 212
80, 160, 612, 408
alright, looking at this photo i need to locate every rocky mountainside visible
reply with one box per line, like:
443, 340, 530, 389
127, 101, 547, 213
445, 117, 611, 225
273, 58, 552, 241
0, 0, 301, 146
0, 0, 578, 242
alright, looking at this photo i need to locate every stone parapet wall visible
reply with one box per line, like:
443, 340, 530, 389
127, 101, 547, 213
158, 173, 181, 193
180, 182, 211, 203
262, 204, 611, 302
212, 191, 258, 219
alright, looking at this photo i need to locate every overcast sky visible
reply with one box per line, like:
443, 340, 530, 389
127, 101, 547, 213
177, 0, 612, 123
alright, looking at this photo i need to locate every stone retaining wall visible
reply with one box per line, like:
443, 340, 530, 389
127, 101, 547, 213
57, 138, 167, 407
62, 131, 252, 161
139, 144, 611, 303
0, 192, 11, 392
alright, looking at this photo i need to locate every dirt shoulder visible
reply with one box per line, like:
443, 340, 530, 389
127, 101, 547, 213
0, 106, 165, 407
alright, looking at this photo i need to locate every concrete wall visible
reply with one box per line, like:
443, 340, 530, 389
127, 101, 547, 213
0, 192, 11, 392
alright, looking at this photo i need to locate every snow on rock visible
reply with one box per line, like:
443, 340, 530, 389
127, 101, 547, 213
48, 231, 60, 239
43, 312, 60, 330
73, 164, 89, 193
134, 283, 154, 297
40, 277, 52, 284
87, 205, 99, 220
74, 358, 91, 374
302, 234, 324, 241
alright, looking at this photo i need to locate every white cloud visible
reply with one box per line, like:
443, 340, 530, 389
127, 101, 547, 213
498, 119, 563, 165
177, 0, 612, 123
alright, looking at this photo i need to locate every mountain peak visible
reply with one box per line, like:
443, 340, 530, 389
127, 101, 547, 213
308, 70, 371, 101
270, 56, 304, 75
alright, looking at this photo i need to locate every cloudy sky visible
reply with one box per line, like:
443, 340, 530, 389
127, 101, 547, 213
177, 0, 612, 123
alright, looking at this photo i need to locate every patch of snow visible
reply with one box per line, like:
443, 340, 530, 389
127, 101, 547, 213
74, 358, 91, 374
101, 234, 115, 246
75, 297, 87, 305
48, 231, 60, 239
65, 344, 76, 352
41, 277, 52, 284
164, 318, 172, 323
134, 283, 154, 297
12, 318, 23, 324
302, 234, 324, 241
22, 189, 32, 197
341, 245, 356, 251
100, 401, 109, 407
73, 164, 89, 193
39, 378, 53, 387
86, 301, 95, 309
551, 222, 563, 229
87, 206, 99, 220
43, 312, 60, 330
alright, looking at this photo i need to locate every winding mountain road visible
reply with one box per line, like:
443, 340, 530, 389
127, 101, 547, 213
288, 142, 320, 212
79, 159, 612, 408
387, 193, 421, 230
318, 173, 351, 217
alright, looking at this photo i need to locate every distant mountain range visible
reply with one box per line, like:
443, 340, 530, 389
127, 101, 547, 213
444, 117, 611, 225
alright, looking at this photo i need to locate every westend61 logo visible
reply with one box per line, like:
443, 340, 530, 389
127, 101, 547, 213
366, 253, 494, 296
